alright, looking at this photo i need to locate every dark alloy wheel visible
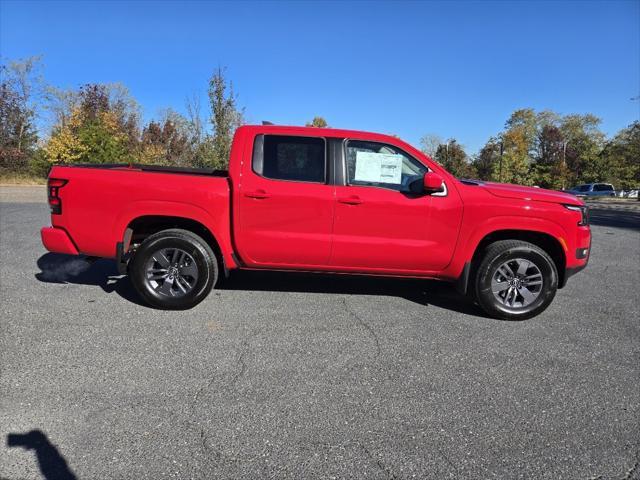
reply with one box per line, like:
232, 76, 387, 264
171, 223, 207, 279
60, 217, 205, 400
491, 258, 543, 308
144, 248, 200, 298
130, 229, 218, 310
474, 240, 558, 320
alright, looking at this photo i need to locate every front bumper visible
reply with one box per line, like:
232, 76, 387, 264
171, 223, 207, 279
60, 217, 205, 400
563, 262, 589, 286
41, 227, 79, 255
560, 228, 591, 288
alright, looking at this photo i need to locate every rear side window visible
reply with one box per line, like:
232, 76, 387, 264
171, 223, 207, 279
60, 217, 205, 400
253, 135, 326, 183
594, 184, 613, 191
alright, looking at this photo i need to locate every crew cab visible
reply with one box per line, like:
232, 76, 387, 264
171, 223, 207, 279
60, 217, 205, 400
41, 125, 591, 320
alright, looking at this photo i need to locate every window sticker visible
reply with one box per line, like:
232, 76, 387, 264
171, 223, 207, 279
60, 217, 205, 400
354, 151, 403, 184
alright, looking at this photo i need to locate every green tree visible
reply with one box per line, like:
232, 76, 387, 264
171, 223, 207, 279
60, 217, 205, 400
208, 68, 243, 169
559, 114, 605, 187
473, 138, 501, 181
306, 116, 328, 128
433, 139, 475, 178
600, 121, 640, 190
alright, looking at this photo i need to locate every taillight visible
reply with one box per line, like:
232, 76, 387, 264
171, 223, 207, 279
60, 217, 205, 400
48, 178, 68, 214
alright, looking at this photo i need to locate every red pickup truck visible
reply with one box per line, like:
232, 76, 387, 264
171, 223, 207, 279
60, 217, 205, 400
41, 125, 591, 319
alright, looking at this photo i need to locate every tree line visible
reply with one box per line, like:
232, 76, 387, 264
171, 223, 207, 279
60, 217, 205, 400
0, 57, 243, 177
423, 109, 639, 190
1, 56, 638, 190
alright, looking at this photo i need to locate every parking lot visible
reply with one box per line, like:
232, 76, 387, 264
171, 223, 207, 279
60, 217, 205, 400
1, 186, 638, 480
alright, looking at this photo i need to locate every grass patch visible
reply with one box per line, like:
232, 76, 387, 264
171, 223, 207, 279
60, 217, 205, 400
0, 172, 47, 185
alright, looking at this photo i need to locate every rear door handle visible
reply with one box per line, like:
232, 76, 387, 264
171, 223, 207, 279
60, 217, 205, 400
338, 195, 363, 205
244, 190, 271, 199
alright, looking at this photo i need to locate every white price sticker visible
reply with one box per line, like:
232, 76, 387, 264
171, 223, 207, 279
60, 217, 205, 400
354, 151, 403, 184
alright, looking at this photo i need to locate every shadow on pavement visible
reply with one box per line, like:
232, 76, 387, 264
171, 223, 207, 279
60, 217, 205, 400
588, 207, 640, 231
35, 253, 487, 317
35, 253, 145, 306
222, 270, 488, 318
6, 430, 77, 480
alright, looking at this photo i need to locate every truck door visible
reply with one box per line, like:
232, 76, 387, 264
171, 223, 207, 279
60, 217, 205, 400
235, 134, 335, 267
330, 139, 461, 272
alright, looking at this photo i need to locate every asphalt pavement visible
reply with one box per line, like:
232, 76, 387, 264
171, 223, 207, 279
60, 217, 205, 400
1, 187, 639, 479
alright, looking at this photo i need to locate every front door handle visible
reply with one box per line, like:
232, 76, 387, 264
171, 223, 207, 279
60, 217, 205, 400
244, 190, 271, 199
338, 195, 363, 205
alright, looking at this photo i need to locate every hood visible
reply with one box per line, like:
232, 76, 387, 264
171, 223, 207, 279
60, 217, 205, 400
481, 181, 583, 205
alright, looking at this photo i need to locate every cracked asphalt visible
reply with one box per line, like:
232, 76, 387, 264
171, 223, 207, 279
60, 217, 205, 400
1, 187, 639, 479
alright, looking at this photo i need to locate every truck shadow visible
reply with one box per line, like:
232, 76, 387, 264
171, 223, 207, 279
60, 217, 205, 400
222, 270, 488, 318
35, 253, 145, 307
6, 429, 77, 480
34, 253, 486, 317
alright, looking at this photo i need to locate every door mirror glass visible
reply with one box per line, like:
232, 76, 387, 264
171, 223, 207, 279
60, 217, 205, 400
423, 172, 444, 193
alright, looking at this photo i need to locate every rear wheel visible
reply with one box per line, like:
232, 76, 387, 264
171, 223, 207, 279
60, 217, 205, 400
474, 240, 558, 320
129, 229, 218, 309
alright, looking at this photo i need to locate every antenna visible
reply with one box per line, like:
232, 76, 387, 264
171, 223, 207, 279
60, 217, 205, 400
262, 120, 274, 125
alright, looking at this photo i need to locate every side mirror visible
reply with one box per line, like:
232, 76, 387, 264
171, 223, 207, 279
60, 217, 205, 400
423, 172, 444, 193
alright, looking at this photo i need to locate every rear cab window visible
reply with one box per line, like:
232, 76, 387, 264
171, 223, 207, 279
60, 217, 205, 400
253, 134, 326, 183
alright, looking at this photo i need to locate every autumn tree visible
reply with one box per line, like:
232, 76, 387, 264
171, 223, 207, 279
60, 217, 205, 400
0, 57, 44, 172
497, 109, 537, 184
533, 124, 569, 189
139, 110, 190, 165
44, 83, 140, 164
306, 116, 328, 128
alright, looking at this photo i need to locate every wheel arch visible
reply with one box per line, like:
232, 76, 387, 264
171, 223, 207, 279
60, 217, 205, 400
122, 215, 227, 276
469, 229, 567, 290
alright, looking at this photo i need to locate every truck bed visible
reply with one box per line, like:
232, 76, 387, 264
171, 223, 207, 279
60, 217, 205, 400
59, 163, 229, 177
46, 163, 233, 259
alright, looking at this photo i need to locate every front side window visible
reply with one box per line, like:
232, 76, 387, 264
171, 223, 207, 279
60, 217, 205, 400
345, 140, 427, 192
254, 135, 326, 183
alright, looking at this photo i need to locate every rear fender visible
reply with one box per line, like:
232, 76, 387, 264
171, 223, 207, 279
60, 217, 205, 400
113, 200, 236, 268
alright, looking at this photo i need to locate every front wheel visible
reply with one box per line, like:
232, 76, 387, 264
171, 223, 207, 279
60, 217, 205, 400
129, 229, 218, 310
474, 240, 558, 320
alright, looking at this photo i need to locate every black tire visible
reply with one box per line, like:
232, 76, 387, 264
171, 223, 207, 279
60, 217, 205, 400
474, 240, 558, 321
129, 229, 218, 310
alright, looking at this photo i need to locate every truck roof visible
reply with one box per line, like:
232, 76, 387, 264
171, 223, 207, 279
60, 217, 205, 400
238, 124, 406, 144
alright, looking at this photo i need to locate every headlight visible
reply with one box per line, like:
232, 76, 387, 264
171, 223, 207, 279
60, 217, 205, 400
564, 204, 589, 226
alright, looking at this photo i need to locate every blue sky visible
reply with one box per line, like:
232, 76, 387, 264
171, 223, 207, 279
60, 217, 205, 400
1, 0, 638, 153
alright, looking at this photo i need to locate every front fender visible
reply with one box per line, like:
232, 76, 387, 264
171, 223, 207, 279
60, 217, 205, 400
443, 215, 569, 281
465, 216, 569, 261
